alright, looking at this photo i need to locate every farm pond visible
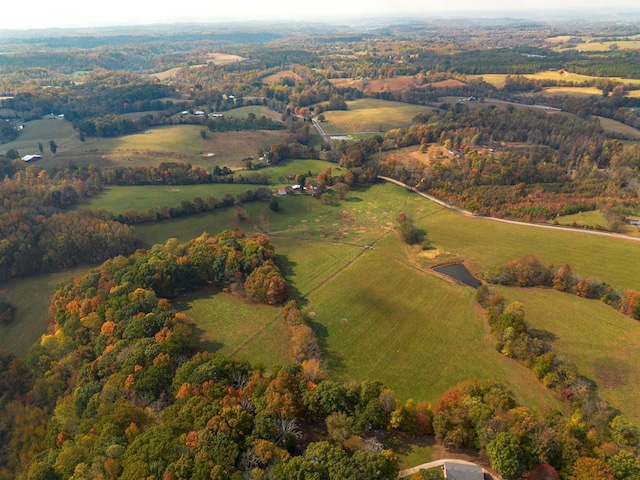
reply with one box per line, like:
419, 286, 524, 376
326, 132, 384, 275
433, 264, 481, 288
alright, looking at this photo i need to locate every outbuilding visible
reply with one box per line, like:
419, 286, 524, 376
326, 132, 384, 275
22, 154, 42, 162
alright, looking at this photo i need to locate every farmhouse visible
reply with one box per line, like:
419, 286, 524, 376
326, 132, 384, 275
22, 154, 42, 162
442, 462, 484, 480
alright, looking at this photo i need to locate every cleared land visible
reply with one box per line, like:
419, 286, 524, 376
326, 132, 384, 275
136, 183, 560, 408
222, 105, 283, 122
262, 70, 302, 84
151, 54, 244, 79
320, 98, 435, 135
471, 72, 640, 89
555, 210, 610, 229
0, 266, 91, 357
1, 118, 81, 158
495, 286, 640, 424
534, 86, 603, 97
175, 288, 290, 369
595, 116, 640, 140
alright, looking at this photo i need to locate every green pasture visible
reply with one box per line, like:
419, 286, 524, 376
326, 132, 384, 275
82, 184, 259, 214
0, 266, 91, 357
136, 183, 558, 408
495, 286, 640, 424
222, 105, 282, 122
2, 119, 81, 157
554, 209, 610, 228
423, 207, 640, 291
258, 158, 339, 184
175, 288, 290, 369
319, 99, 435, 135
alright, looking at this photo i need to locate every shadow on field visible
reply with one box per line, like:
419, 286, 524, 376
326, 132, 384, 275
343, 196, 363, 202
194, 325, 224, 353
306, 316, 346, 371
528, 327, 557, 344
275, 253, 305, 305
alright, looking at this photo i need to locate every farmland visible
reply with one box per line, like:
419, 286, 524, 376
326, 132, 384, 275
320, 98, 435, 135
470, 71, 640, 89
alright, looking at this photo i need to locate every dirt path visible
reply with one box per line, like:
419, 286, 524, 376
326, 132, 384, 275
378, 176, 640, 243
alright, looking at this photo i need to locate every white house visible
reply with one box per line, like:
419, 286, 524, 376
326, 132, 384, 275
22, 155, 42, 162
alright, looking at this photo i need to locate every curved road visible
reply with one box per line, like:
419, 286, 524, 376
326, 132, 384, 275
378, 176, 640, 243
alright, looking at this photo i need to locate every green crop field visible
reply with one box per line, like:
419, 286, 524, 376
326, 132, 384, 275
0, 266, 91, 357
320, 98, 435, 135
495, 286, 640, 424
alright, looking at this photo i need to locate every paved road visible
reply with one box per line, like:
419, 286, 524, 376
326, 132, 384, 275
398, 458, 503, 479
378, 176, 640, 243
311, 118, 330, 144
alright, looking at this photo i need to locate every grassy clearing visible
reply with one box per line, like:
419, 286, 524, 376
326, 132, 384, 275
494, 286, 640, 424
2, 119, 81, 158
558, 40, 640, 52
262, 70, 302, 84
595, 116, 640, 140
174, 288, 290, 368
58, 127, 287, 170
258, 158, 338, 184
470, 72, 640, 89
536, 86, 603, 97
555, 210, 610, 228
82, 184, 259, 214
320, 99, 435, 135
0, 266, 91, 357
222, 105, 282, 122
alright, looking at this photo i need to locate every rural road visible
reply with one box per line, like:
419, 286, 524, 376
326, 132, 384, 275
311, 118, 330, 144
398, 458, 504, 479
378, 176, 640, 243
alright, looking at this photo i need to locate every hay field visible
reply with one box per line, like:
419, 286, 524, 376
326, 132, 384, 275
470, 72, 640, 88
320, 98, 435, 135
262, 70, 302, 84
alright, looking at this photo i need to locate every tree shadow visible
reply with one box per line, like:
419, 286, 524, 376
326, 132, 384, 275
344, 196, 363, 202
275, 253, 305, 306
306, 315, 345, 372
528, 327, 557, 344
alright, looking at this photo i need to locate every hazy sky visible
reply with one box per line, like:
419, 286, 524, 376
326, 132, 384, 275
1, 0, 640, 30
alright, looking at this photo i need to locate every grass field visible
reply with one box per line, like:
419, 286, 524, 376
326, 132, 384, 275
262, 70, 302, 84
556, 40, 640, 52
0, 266, 91, 357
470, 72, 640, 89
595, 116, 640, 140
2, 119, 81, 158
535, 86, 603, 97
222, 105, 283, 122
135, 183, 560, 408
82, 184, 262, 214
494, 286, 640, 424
320, 99, 435, 135
175, 288, 291, 369
555, 210, 610, 229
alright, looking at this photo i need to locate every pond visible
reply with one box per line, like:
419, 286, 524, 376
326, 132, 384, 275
433, 263, 481, 289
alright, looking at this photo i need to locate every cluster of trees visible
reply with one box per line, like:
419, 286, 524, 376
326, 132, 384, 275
483, 254, 640, 321
0, 164, 136, 281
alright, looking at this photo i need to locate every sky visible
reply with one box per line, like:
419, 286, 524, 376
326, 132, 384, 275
1, 0, 640, 30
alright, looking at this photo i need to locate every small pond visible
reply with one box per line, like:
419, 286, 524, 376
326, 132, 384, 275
433, 264, 481, 289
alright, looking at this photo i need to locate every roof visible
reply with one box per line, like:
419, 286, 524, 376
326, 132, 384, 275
443, 462, 484, 480
22, 154, 42, 162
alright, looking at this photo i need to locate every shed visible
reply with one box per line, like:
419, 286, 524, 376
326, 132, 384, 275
22, 154, 42, 162
443, 462, 484, 480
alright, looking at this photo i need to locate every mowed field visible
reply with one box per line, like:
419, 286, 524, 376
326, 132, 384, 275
222, 105, 283, 122
495, 286, 640, 424
262, 70, 302, 84
32, 124, 288, 170
2, 118, 82, 157
136, 182, 566, 408
595, 116, 640, 140
320, 98, 435, 135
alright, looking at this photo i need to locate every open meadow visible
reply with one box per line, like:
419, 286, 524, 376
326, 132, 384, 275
0, 266, 91, 357
495, 285, 640, 424
594, 116, 640, 140
470, 72, 640, 89
319, 98, 435, 135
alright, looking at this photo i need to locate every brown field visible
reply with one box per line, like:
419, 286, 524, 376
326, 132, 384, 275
151, 54, 244, 80
471, 72, 640, 89
262, 70, 303, 84
534, 86, 603, 97
329, 76, 415, 94
595, 116, 640, 140
427, 79, 466, 88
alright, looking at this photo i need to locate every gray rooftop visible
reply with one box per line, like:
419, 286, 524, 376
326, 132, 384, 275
443, 461, 485, 480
